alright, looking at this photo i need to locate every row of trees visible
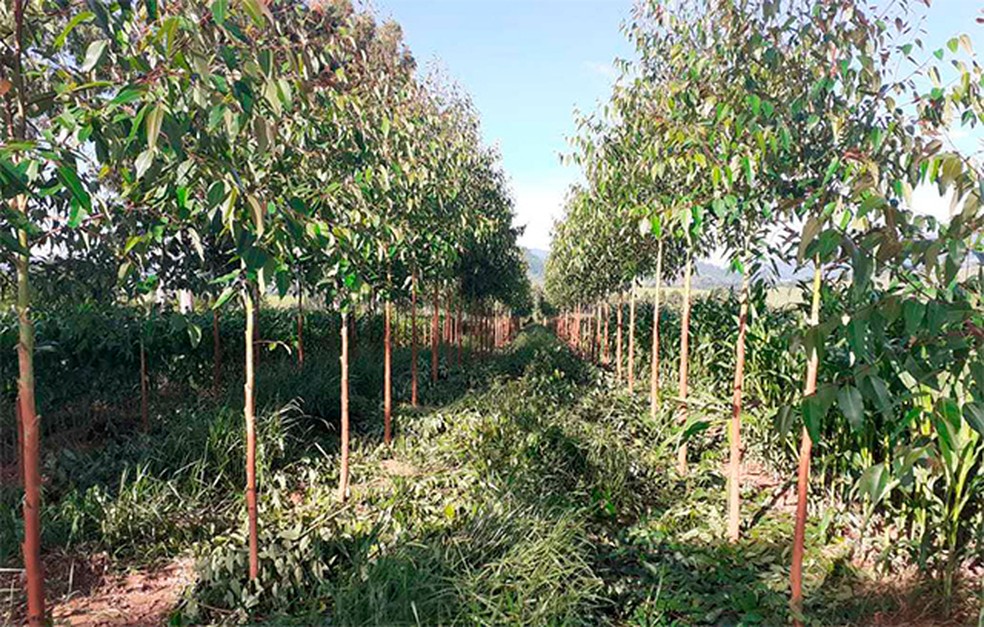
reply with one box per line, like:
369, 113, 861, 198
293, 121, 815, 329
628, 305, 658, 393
1, 0, 529, 622
546, 0, 982, 622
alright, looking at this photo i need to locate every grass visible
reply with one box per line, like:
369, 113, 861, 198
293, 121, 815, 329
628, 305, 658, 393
1, 325, 980, 625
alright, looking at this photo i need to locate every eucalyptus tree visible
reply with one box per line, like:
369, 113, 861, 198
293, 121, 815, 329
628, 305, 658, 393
627, 0, 800, 539
71, 0, 390, 582
0, 0, 121, 617
698, 0, 984, 618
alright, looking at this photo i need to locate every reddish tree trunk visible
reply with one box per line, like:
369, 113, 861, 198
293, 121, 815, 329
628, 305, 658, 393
650, 240, 664, 420
616, 295, 624, 382
791, 261, 823, 624
677, 254, 693, 475
12, 12, 44, 616
338, 310, 350, 502
456, 297, 463, 366
15, 394, 24, 486
602, 303, 610, 365
431, 283, 439, 383
243, 287, 259, 579
628, 286, 636, 393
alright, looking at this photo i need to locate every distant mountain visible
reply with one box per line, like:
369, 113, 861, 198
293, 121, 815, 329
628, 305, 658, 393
525, 247, 982, 290
524, 248, 548, 284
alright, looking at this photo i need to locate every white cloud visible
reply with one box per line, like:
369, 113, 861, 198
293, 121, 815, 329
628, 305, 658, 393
511, 177, 571, 251
910, 182, 957, 221
583, 60, 618, 81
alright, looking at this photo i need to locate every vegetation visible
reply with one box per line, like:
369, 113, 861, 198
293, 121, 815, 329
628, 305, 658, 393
547, 0, 982, 624
1, 0, 981, 624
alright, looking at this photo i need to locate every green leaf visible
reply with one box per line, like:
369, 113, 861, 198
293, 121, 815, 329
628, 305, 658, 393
797, 215, 821, 262
54, 11, 94, 49
135, 149, 154, 179
858, 463, 891, 508
81, 40, 108, 72
863, 374, 892, 418
964, 402, 984, 437
801, 393, 828, 443
211, 0, 228, 24
837, 385, 864, 432
213, 286, 236, 309
56, 166, 91, 213
902, 299, 924, 336
146, 105, 164, 152
0, 231, 28, 255
187, 323, 202, 348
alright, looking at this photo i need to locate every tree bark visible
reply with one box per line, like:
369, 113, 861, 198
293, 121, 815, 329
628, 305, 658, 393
602, 303, 609, 365
677, 253, 693, 475
15, 395, 23, 487
338, 310, 350, 502
727, 269, 750, 542
616, 294, 624, 382
15, 192, 43, 624
791, 259, 823, 625
431, 283, 439, 383
650, 239, 664, 421
456, 296, 463, 366
243, 286, 259, 580
628, 284, 636, 393
10, 5, 43, 616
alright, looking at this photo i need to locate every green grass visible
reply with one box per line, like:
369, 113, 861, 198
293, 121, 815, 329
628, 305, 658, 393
2, 326, 979, 625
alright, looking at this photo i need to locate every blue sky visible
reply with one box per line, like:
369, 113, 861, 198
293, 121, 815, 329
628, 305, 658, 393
375, 0, 983, 252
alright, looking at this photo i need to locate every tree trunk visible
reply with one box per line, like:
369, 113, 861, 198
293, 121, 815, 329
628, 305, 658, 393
616, 294, 624, 382
15, 395, 23, 487
595, 306, 601, 363
14, 191, 44, 625
587, 307, 594, 362
431, 283, 439, 383
140, 337, 149, 432
628, 284, 636, 393
727, 269, 750, 542
456, 296, 463, 366
384, 296, 392, 445
791, 259, 823, 624
10, 8, 43, 618
650, 240, 663, 420
677, 253, 693, 475
411, 273, 419, 407
212, 308, 221, 391
603, 303, 609, 365
338, 310, 350, 502
242, 286, 259, 580
296, 283, 305, 369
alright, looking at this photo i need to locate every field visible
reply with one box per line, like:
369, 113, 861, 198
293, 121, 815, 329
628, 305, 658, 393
1, 300, 980, 625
